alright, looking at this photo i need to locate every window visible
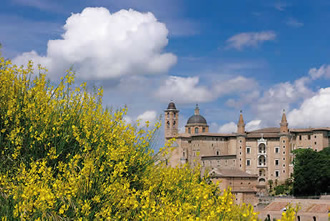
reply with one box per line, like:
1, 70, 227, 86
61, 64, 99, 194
202, 128, 205, 133
167, 121, 170, 128
282, 140, 285, 143
247, 147, 251, 154
259, 143, 266, 153
283, 164, 285, 168
188, 128, 191, 134
308, 135, 311, 140
275, 171, 280, 177
299, 135, 302, 140
173, 112, 176, 118
173, 121, 176, 126
183, 151, 185, 157
195, 127, 199, 134
258, 155, 266, 166
283, 145, 285, 149
275, 159, 279, 166
283, 151, 285, 154
246, 159, 251, 166
275, 147, 279, 153
315, 142, 317, 145
216, 150, 220, 156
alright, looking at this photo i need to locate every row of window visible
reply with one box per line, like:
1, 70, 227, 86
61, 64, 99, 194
188, 127, 206, 134
297, 134, 318, 140
258, 170, 284, 178
246, 158, 286, 167
245, 146, 287, 154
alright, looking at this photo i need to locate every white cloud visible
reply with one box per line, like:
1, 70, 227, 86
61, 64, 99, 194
286, 18, 304, 28
137, 110, 158, 125
217, 120, 261, 134
253, 77, 314, 126
218, 122, 236, 133
213, 76, 258, 96
226, 89, 260, 108
288, 88, 330, 127
308, 65, 330, 80
13, 7, 177, 80
246, 120, 262, 131
155, 76, 214, 104
226, 31, 276, 50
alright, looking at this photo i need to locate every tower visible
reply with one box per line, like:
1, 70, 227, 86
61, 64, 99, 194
237, 110, 245, 135
279, 109, 290, 181
164, 101, 179, 139
185, 104, 209, 134
236, 111, 247, 171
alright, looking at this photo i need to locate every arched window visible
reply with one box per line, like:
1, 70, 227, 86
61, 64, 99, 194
167, 121, 170, 128
258, 155, 266, 166
195, 127, 199, 134
174, 113, 176, 118
202, 127, 205, 132
216, 150, 220, 156
188, 128, 191, 134
259, 143, 266, 154
173, 121, 176, 127
259, 178, 266, 183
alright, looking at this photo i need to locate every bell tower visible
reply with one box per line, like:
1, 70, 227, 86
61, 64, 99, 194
237, 110, 247, 171
279, 109, 290, 181
164, 101, 179, 139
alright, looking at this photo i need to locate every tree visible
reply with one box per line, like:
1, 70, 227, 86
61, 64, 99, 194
293, 147, 330, 196
0, 54, 298, 220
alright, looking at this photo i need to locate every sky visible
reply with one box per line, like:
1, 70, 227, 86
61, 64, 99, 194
2, 0, 330, 148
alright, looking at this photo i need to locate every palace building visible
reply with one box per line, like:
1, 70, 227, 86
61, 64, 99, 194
164, 101, 330, 205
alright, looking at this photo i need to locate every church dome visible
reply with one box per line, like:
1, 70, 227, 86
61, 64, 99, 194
187, 115, 207, 125
186, 104, 207, 125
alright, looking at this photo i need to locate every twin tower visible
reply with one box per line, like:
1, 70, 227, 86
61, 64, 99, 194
164, 101, 289, 138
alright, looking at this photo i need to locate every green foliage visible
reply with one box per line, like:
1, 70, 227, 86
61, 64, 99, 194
293, 147, 330, 196
274, 178, 293, 196
0, 56, 261, 220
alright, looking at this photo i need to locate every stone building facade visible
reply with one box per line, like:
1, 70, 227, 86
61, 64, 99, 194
164, 102, 330, 205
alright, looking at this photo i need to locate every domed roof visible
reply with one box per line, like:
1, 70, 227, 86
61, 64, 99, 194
186, 104, 207, 125
187, 115, 207, 125
167, 101, 176, 110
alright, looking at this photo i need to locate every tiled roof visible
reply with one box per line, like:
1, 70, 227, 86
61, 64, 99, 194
248, 127, 280, 133
290, 127, 330, 132
209, 168, 258, 178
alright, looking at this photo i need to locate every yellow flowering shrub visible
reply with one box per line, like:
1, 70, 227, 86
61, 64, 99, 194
0, 54, 295, 220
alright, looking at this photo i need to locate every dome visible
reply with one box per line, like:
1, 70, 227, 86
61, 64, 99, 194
186, 104, 207, 125
167, 102, 176, 110
187, 115, 207, 125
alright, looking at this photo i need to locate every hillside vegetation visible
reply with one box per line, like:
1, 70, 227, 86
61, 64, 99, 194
0, 55, 296, 220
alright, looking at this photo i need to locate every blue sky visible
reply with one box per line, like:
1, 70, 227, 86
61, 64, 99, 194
2, 0, 330, 145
